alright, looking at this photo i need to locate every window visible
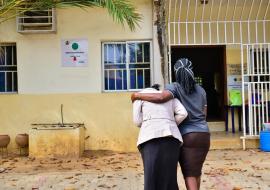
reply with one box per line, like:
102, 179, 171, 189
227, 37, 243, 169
102, 41, 151, 91
17, 9, 56, 33
0, 45, 18, 93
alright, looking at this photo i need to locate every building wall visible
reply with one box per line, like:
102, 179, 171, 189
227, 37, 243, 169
0, 93, 138, 152
0, 0, 158, 152
0, 0, 156, 94
1, 1, 268, 152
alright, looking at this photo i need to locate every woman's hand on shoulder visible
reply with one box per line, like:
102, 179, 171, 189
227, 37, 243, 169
131, 92, 139, 103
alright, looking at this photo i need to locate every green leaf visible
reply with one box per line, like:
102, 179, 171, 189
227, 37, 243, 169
0, 0, 142, 31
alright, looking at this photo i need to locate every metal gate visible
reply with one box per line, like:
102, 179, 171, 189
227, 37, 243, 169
167, 0, 270, 149
241, 44, 270, 149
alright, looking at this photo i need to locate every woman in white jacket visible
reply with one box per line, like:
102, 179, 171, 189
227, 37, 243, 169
133, 84, 187, 190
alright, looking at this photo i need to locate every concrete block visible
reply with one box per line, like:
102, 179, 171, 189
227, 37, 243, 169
29, 126, 85, 158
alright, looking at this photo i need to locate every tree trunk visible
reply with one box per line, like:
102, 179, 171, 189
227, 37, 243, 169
153, 0, 169, 84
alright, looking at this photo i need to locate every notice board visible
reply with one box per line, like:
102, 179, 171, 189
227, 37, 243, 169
61, 39, 88, 67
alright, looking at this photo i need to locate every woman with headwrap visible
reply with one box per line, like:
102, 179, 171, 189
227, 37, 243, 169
133, 84, 188, 190
131, 58, 210, 190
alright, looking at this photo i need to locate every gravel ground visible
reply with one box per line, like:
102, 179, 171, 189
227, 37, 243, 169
0, 149, 270, 190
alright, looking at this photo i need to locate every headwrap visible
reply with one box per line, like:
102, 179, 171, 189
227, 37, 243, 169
174, 58, 196, 94
174, 58, 194, 80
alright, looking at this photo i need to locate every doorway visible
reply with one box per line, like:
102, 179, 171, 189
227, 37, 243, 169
171, 46, 226, 121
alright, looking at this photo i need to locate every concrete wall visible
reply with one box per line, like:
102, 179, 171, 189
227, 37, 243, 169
0, 93, 139, 152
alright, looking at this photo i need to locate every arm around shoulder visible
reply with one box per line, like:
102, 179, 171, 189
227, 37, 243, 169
132, 90, 173, 103
173, 99, 188, 125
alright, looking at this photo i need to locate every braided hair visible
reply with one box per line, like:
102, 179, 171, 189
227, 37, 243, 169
151, 84, 160, 91
174, 58, 196, 94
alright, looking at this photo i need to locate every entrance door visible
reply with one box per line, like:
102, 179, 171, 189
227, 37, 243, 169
171, 46, 226, 121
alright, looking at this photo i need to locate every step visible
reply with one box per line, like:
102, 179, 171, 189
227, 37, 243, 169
210, 132, 259, 150
208, 121, 226, 132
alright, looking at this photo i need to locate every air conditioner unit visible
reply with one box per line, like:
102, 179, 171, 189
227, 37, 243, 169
17, 9, 56, 33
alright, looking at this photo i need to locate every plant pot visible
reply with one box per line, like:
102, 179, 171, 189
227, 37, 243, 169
15, 134, 29, 148
0, 135, 10, 148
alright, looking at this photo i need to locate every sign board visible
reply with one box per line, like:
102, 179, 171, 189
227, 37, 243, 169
227, 64, 247, 75
61, 39, 88, 67
228, 75, 242, 90
227, 75, 242, 105
227, 65, 248, 105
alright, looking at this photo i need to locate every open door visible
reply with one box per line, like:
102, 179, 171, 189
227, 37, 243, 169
171, 46, 226, 122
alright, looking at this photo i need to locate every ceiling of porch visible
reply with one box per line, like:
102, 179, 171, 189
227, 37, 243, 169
168, 0, 270, 22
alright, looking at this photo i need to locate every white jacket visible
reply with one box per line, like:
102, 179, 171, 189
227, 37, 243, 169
133, 88, 188, 146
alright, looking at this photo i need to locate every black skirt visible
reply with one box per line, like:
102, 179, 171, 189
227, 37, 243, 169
139, 137, 181, 190
179, 132, 210, 177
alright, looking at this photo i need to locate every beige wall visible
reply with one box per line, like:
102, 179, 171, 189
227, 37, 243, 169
1, 1, 267, 152
0, 0, 158, 94
0, 0, 156, 152
0, 93, 139, 152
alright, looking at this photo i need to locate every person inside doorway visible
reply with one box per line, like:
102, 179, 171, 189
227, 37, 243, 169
131, 58, 210, 190
133, 84, 187, 190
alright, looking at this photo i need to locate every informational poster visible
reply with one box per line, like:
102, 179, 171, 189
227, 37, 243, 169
228, 75, 242, 90
227, 75, 242, 105
228, 64, 241, 75
61, 39, 88, 67
227, 64, 248, 105
227, 64, 247, 75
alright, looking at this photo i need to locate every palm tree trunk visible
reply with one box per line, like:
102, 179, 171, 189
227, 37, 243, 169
153, 0, 169, 84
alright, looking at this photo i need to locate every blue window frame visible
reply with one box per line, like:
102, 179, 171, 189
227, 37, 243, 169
0, 45, 17, 93
103, 41, 151, 91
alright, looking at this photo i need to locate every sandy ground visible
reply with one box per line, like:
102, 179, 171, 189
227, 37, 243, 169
0, 149, 270, 190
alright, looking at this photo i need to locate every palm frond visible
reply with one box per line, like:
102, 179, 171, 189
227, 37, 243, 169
0, 0, 142, 31
98, 0, 141, 31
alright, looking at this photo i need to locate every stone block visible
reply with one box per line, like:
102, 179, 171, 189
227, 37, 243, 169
29, 126, 85, 158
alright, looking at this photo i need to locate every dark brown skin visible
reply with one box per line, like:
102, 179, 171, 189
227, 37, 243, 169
204, 106, 207, 118
184, 177, 201, 190
131, 90, 173, 103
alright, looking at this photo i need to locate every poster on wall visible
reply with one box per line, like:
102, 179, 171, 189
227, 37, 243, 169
227, 64, 248, 105
227, 64, 243, 90
61, 39, 88, 67
227, 64, 245, 75
227, 75, 243, 106
228, 75, 242, 90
